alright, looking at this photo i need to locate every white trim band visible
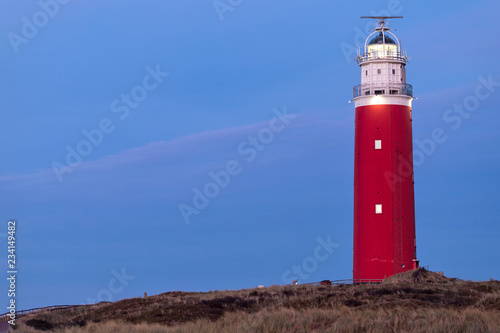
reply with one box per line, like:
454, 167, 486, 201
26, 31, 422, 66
354, 95, 412, 108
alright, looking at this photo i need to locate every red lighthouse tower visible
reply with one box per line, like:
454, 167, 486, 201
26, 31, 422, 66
353, 17, 418, 280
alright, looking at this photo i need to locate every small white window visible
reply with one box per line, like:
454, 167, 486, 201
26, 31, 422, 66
375, 140, 382, 150
375, 204, 382, 214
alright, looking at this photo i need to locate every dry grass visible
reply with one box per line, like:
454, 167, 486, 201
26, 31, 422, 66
16, 269, 500, 333
20, 308, 500, 333
158, 307, 500, 333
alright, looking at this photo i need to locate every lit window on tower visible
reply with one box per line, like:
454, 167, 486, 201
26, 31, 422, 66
375, 140, 382, 149
375, 204, 382, 214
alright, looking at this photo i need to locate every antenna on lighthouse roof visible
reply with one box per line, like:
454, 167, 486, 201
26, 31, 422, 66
360, 16, 403, 29
360, 16, 403, 20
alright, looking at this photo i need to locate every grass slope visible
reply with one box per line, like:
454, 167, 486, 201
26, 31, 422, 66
17, 269, 500, 332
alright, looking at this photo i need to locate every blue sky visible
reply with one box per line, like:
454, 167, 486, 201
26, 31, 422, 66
1, 0, 499, 310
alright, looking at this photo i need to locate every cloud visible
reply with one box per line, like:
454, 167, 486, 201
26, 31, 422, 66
1, 111, 351, 205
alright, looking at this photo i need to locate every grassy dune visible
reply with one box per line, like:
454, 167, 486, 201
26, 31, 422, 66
17, 269, 500, 332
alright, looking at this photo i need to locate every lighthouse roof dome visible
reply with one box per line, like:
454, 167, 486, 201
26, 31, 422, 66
368, 32, 397, 46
